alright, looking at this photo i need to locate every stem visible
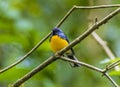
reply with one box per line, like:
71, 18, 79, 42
0, 32, 51, 73
104, 73, 119, 87
60, 56, 103, 73
12, 56, 58, 87
74, 4, 120, 9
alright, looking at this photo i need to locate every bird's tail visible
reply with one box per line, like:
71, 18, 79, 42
67, 54, 80, 67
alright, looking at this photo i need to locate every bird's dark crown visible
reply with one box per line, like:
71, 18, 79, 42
52, 28, 63, 35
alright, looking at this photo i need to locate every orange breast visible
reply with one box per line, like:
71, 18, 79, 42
50, 35, 69, 52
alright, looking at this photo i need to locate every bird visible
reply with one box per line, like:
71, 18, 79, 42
50, 28, 80, 67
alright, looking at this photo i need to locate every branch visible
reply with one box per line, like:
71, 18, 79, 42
104, 73, 119, 87
12, 56, 58, 87
60, 56, 119, 87
91, 32, 120, 71
56, 4, 120, 28
1, 4, 120, 74
107, 59, 120, 68
60, 56, 103, 72
12, 7, 120, 87
92, 32, 115, 59
0, 32, 51, 73
74, 4, 120, 9
104, 59, 120, 72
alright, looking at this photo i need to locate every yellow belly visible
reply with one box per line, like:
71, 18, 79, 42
50, 35, 69, 52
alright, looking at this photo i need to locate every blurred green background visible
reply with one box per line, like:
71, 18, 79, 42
0, 0, 120, 87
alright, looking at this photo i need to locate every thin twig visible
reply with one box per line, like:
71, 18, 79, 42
105, 60, 120, 71
0, 32, 51, 73
60, 56, 103, 72
55, 6, 76, 28
92, 32, 115, 59
104, 73, 120, 87
91, 32, 120, 71
61, 56, 119, 87
74, 4, 120, 9
107, 59, 120, 68
12, 7, 120, 87
56, 4, 120, 28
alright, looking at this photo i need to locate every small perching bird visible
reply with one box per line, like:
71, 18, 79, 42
50, 28, 80, 67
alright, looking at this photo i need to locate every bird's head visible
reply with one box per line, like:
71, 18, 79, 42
52, 28, 63, 35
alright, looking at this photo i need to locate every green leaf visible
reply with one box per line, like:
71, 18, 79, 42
109, 70, 120, 76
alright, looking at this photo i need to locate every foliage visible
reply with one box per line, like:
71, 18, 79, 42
0, 0, 120, 87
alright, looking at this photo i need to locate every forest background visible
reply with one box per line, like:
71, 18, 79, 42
0, 0, 120, 87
